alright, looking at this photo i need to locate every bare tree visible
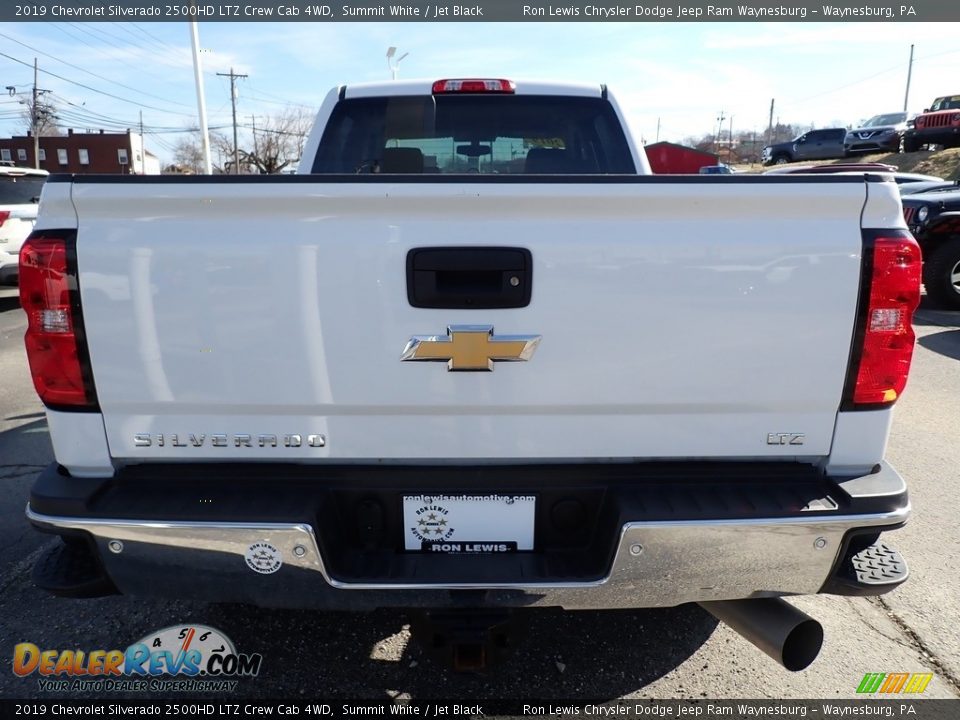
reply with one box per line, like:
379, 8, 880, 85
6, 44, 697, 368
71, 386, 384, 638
170, 134, 206, 174
165, 108, 311, 174
19, 95, 61, 137
241, 107, 313, 174
168, 129, 231, 174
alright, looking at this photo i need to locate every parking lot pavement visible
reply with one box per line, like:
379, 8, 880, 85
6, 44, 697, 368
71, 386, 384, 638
0, 296, 958, 701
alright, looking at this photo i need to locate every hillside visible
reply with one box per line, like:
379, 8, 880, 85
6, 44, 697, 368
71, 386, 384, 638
855, 147, 960, 180
738, 147, 960, 179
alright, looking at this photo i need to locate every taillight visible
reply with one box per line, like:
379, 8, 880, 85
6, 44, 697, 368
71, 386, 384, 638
432, 79, 515, 94
845, 233, 921, 408
19, 231, 97, 409
0, 210, 10, 227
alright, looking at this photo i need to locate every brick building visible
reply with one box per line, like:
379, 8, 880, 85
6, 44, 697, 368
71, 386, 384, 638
0, 129, 160, 174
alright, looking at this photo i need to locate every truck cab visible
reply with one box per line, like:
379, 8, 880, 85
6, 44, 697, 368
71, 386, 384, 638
761, 128, 848, 165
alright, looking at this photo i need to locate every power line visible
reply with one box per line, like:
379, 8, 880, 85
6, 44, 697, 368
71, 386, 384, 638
0, 31, 193, 109
0, 50, 196, 117
130, 22, 180, 53
237, 124, 308, 137
53, 22, 189, 73
65, 22, 132, 53
48, 23, 105, 53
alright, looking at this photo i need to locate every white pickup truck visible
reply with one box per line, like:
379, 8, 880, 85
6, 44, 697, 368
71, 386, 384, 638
21, 79, 921, 672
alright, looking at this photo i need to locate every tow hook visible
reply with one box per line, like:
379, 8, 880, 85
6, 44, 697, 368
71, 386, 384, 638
408, 609, 527, 672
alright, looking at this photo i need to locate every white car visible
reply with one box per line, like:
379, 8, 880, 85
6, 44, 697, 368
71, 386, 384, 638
0, 165, 48, 284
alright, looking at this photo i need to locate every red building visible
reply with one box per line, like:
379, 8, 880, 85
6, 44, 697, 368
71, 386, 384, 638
0, 129, 159, 174
644, 142, 719, 174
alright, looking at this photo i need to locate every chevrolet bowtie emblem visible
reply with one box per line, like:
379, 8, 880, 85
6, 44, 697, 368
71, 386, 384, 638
401, 325, 541, 371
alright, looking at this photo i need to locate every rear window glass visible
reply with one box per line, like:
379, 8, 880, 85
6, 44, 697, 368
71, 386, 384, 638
312, 95, 636, 175
0, 175, 45, 204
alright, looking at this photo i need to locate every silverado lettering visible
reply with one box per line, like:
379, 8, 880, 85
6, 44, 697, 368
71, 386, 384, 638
133, 433, 326, 448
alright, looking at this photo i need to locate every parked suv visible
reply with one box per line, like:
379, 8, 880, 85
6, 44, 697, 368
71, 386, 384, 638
844, 112, 909, 154
0, 165, 48, 284
900, 185, 960, 309
761, 128, 848, 165
903, 95, 960, 151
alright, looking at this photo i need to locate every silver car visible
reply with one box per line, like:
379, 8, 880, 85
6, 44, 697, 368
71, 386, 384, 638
844, 112, 910, 155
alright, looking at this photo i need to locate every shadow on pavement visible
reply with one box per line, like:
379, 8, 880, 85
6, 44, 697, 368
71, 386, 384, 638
913, 295, 960, 328
0, 418, 53, 582
917, 329, 960, 361
199, 603, 719, 699
4, 411, 45, 422
0, 587, 718, 700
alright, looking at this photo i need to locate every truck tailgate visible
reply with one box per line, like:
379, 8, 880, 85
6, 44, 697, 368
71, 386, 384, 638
70, 178, 866, 462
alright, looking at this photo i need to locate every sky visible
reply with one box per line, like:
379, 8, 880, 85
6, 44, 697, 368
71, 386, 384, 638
1, 20, 959, 167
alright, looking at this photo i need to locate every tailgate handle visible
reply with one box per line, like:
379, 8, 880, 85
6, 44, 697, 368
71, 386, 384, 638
406, 247, 532, 309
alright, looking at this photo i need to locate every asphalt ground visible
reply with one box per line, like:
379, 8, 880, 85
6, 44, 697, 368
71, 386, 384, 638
0, 290, 958, 703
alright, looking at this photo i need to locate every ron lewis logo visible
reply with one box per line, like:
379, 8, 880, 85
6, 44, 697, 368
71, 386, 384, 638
409, 498, 456, 544
13, 624, 261, 693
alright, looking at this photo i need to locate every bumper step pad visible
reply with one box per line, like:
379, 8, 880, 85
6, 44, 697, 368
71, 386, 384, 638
32, 539, 117, 599
823, 540, 908, 596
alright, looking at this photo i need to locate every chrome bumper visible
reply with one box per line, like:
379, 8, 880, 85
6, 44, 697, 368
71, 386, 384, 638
26, 504, 909, 610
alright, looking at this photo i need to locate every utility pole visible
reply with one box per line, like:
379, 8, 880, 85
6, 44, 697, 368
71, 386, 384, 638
655, 116, 661, 143
189, 21, 212, 174
767, 99, 775, 146
139, 110, 144, 175
903, 44, 915, 112
218, 67, 248, 174
250, 114, 259, 172
727, 115, 734, 161
32, 58, 39, 169
715, 110, 726, 152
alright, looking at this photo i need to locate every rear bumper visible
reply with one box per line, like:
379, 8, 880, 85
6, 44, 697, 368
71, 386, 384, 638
27, 461, 910, 610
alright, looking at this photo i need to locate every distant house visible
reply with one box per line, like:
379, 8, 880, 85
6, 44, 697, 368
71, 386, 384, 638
644, 142, 719, 174
0, 129, 159, 174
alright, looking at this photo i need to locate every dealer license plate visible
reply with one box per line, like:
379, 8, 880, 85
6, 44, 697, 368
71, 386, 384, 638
402, 493, 536, 552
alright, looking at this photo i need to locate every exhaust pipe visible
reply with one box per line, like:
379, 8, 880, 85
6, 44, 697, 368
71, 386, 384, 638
699, 598, 824, 671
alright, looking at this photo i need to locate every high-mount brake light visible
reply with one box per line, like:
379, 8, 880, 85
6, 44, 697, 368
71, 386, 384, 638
19, 232, 97, 409
432, 79, 516, 94
848, 234, 922, 407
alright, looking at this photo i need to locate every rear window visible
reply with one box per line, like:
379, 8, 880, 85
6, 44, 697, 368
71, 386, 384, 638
312, 94, 635, 175
0, 175, 45, 204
